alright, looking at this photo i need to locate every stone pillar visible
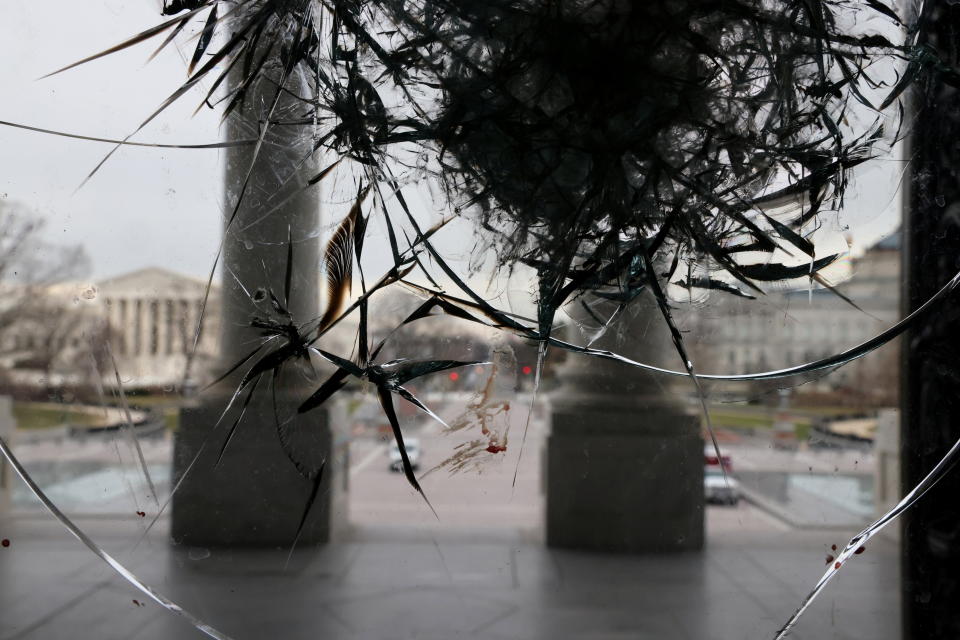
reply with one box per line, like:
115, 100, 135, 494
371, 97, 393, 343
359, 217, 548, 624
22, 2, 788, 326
902, 5, 960, 636
178, 299, 189, 355
193, 300, 204, 354
171, 15, 343, 547
547, 297, 704, 553
118, 299, 129, 356
150, 300, 160, 356
136, 299, 146, 356
130, 298, 143, 358
160, 299, 170, 356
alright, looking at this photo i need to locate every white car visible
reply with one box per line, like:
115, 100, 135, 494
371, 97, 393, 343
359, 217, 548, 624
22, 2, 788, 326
704, 467, 740, 505
388, 437, 421, 472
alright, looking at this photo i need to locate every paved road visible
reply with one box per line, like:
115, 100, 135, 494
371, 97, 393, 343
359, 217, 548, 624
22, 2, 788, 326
346, 397, 794, 537
722, 440, 874, 475
349, 395, 547, 534
6, 396, 867, 536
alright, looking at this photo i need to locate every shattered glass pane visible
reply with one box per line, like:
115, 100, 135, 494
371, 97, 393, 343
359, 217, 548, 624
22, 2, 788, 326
0, 1, 955, 638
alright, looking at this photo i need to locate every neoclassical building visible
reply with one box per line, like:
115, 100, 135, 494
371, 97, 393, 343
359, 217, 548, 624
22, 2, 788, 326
0, 267, 221, 391
95, 267, 221, 389
686, 232, 901, 403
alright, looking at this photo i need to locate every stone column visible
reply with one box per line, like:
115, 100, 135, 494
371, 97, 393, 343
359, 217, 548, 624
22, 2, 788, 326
159, 299, 169, 357
902, 4, 960, 636
150, 301, 160, 356
126, 298, 135, 356
171, 16, 344, 547
547, 296, 704, 553
118, 299, 129, 356
131, 300, 139, 355
137, 299, 147, 357
178, 299, 189, 355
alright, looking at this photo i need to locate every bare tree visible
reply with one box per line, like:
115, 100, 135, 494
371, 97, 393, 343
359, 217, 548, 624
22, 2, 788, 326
0, 201, 91, 394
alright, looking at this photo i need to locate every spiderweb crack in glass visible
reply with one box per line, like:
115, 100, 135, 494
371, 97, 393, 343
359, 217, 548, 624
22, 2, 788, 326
1, 0, 955, 638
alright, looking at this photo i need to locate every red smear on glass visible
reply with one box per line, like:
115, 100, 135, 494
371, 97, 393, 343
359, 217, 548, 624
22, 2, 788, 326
834, 561, 842, 570
1, 539, 9, 548
825, 555, 834, 565
486, 444, 507, 454
855, 546, 866, 555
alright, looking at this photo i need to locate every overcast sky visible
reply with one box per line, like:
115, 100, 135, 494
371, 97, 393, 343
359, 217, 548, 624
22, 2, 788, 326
0, 1, 904, 287
0, 1, 226, 281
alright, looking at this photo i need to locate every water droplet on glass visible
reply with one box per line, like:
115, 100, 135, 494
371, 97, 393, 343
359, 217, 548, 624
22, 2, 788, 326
188, 547, 211, 561
243, 239, 254, 250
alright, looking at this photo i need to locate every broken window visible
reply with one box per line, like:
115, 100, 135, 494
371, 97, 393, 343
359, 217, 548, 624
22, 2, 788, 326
0, 1, 957, 638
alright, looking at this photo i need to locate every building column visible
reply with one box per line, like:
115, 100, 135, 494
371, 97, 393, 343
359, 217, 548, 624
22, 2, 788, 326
547, 297, 704, 553
902, 4, 960, 637
133, 298, 147, 358
160, 299, 170, 356
192, 300, 204, 353
118, 299, 129, 356
149, 299, 157, 358
178, 299, 189, 355
171, 16, 344, 547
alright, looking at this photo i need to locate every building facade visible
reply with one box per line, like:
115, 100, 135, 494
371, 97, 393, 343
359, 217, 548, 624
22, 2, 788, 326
0, 267, 220, 391
95, 267, 220, 389
686, 232, 900, 404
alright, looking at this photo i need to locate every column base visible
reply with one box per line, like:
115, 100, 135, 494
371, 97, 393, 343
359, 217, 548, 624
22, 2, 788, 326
546, 398, 704, 553
170, 397, 347, 547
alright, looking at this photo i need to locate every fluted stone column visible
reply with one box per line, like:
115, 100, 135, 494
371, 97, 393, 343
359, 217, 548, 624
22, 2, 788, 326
124, 301, 131, 353
135, 299, 146, 356
547, 297, 704, 553
171, 20, 345, 547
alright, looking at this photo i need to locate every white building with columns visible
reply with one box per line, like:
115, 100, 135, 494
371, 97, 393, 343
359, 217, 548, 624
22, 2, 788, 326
0, 267, 221, 391
95, 267, 221, 389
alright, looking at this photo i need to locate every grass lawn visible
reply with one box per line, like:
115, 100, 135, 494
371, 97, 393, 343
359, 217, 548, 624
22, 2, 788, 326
13, 403, 103, 430
14, 396, 184, 432
794, 422, 812, 441
705, 405, 816, 440
163, 408, 180, 431
707, 411, 776, 429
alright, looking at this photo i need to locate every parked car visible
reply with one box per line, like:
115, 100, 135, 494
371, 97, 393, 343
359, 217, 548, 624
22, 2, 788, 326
388, 437, 421, 472
704, 445, 733, 472
704, 467, 741, 505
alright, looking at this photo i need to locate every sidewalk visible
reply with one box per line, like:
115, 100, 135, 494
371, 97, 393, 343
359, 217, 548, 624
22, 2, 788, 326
0, 511, 899, 640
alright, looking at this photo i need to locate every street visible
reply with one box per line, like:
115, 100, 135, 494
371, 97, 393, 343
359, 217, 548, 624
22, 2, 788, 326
6, 395, 878, 538
345, 398, 801, 538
